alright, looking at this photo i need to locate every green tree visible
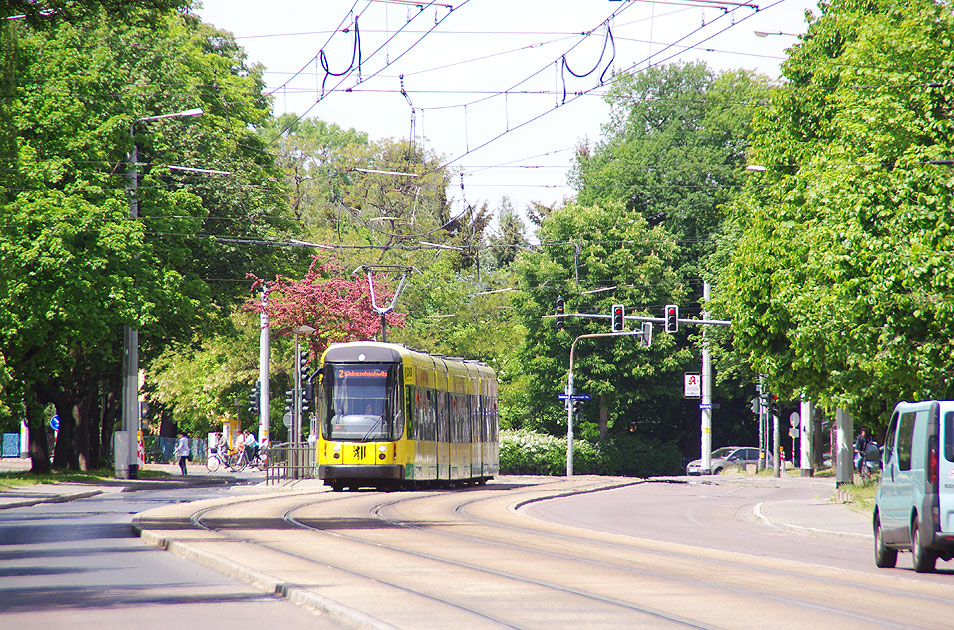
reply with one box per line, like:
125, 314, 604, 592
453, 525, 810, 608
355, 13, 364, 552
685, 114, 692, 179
486, 196, 530, 268
570, 61, 771, 278
510, 201, 695, 444
0, 6, 291, 470
714, 0, 954, 427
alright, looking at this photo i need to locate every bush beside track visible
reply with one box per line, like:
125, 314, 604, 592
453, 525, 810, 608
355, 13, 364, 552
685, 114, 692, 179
499, 429, 682, 477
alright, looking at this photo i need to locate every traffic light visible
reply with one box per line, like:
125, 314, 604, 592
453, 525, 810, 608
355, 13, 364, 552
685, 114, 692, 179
611, 304, 624, 332
664, 304, 678, 333
248, 380, 260, 414
298, 349, 309, 384
572, 400, 582, 417
284, 389, 294, 413
555, 296, 565, 330
302, 379, 314, 414
640, 321, 652, 348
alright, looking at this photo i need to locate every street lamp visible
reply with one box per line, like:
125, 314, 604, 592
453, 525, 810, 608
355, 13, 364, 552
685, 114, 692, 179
119, 107, 203, 479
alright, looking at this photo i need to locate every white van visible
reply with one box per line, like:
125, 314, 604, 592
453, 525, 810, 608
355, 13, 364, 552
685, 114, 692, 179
873, 400, 954, 572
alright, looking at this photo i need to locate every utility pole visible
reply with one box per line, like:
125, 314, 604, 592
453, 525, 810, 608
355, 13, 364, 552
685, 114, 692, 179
119, 107, 202, 479
700, 282, 712, 475
259, 287, 270, 445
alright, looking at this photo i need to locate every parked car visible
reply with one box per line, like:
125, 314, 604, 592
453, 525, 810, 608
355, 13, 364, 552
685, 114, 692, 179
874, 400, 954, 573
686, 446, 760, 475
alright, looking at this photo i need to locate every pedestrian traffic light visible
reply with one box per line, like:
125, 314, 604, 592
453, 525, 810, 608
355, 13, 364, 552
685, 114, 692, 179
248, 380, 260, 414
611, 304, 624, 332
664, 304, 678, 333
555, 296, 565, 330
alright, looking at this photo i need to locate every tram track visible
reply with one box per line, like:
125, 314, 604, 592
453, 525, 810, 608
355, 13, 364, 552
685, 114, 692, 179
180, 482, 718, 629
135, 479, 954, 629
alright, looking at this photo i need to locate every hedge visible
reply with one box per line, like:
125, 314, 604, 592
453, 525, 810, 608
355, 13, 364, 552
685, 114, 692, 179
499, 429, 682, 477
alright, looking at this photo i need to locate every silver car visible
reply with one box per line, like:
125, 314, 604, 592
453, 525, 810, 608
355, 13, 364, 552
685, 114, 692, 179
686, 446, 760, 475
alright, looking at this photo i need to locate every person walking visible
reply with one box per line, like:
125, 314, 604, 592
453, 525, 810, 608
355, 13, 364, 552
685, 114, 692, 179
854, 428, 870, 474
174, 433, 190, 476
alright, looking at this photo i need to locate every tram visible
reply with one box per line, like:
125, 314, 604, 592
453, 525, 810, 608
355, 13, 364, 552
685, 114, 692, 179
314, 341, 498, 491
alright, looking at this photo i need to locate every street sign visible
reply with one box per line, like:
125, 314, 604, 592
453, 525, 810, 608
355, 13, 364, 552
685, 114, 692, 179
558, 393, 591, 400
698, 403, 712, 410
684, 374, 701, 397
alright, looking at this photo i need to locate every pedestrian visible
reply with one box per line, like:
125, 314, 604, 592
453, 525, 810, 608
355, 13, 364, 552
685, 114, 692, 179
855, 428, 870, 473
174, 433, 190, 476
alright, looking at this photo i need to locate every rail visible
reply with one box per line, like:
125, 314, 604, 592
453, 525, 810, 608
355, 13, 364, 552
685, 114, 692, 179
265, 441, 316, 485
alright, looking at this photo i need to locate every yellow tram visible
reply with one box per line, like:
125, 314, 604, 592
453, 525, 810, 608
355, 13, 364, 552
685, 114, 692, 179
315, 341, 498, 491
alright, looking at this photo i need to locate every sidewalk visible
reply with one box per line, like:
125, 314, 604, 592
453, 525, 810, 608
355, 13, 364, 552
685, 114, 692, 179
0, 456, 259, 509
691, 471, 873, 540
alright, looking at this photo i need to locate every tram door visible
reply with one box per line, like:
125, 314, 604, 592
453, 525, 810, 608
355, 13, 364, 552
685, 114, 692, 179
437, 389, 450, 480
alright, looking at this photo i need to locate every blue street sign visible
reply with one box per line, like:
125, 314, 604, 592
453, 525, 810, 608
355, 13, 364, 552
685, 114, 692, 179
558, 394, 591, 400
698, 403, 712, 410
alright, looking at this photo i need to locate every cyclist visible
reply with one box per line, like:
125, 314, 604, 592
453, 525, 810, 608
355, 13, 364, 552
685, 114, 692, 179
244, 430, 259, 465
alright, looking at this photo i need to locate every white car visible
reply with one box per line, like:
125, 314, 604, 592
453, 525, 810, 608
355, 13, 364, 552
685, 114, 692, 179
686, 446, 760, 475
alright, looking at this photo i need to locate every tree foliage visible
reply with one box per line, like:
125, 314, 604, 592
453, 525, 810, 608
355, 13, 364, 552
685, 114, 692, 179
714, 0, 954, 427
248, 256, 405, 360
0, 5, 291, 469
510, 201, 696, 444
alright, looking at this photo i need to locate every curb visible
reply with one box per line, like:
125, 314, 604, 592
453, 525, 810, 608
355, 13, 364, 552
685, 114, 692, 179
131, 517, 398, 630
0, 489, 103, 510
753, 501, 872, 540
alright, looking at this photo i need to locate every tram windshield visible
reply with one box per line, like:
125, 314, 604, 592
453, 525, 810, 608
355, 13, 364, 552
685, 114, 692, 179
321, 362, 403, 441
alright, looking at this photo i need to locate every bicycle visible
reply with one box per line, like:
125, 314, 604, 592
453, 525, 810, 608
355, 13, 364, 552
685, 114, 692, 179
229, 448, 248, 472
233, 447, 268, 472
207, 446, 244, 472
206, 446, 225, 472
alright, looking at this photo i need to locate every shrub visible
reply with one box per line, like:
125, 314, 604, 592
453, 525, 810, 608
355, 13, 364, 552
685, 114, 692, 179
499, 429, 681, 477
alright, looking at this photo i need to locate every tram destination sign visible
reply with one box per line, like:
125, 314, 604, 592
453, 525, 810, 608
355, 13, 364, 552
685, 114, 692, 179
558, 393, 591, 400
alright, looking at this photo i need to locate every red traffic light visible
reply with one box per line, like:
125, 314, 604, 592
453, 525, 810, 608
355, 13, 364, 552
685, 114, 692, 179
664, 304, 678, 333
611, 304, 624, 332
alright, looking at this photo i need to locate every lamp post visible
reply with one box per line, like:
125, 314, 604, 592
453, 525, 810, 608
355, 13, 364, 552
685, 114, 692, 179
119, 107, 202, 479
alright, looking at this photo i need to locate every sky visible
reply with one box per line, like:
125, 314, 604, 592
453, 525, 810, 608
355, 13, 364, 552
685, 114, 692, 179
195, 0, 817, 231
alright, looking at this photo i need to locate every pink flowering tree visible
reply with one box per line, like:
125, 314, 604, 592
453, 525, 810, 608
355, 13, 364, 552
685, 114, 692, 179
247, 256, 405, 358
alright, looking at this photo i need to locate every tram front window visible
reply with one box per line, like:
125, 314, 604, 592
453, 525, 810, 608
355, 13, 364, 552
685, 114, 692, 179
323, 363, 395, 441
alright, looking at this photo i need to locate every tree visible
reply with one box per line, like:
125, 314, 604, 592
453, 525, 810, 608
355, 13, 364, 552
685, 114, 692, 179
486, 196, 530, 268
714, 0, 954, 426
510, 201, 695, 445
0, 6, 291, 470
570, 61, 771, 279
247, 256, 405, 359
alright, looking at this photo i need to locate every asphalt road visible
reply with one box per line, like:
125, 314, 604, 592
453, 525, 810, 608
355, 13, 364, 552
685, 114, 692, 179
0, 480, 345, 629
133, 475, 954, 629
522, 477, 879, 571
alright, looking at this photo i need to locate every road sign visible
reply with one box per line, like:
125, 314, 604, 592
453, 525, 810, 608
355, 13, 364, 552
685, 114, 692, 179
282, 411, 292, 429
50, 415, 59, 431
557, 393, 591, 400
789, 411, 800, 427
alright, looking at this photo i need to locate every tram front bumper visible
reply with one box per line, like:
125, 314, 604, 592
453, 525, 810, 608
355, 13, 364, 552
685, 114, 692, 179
318, 464, 404, 480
